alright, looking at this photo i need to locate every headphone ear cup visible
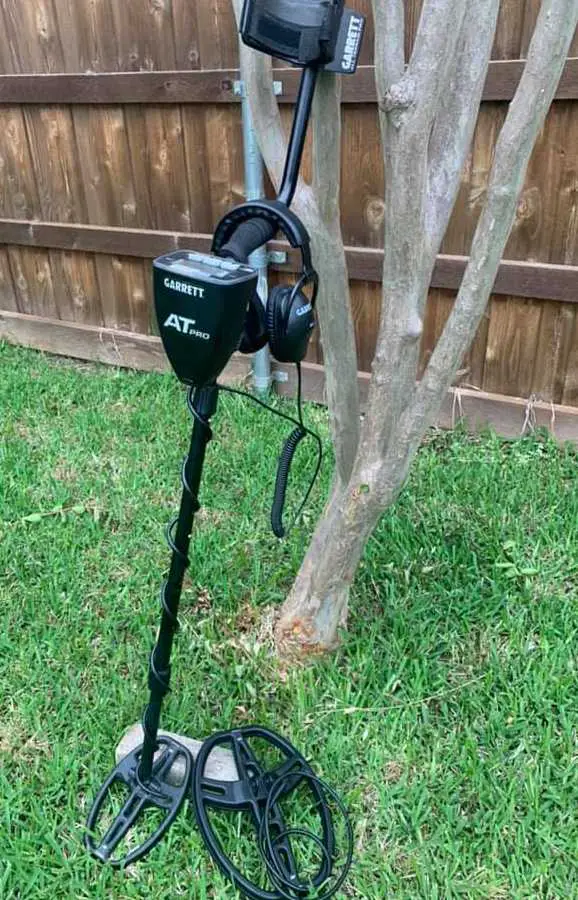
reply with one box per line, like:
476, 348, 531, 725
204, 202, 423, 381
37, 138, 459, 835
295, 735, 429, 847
239, 291, 268, 354
267, 285, 314, 364
266, 285, 292, 362
284, 289, 315, 363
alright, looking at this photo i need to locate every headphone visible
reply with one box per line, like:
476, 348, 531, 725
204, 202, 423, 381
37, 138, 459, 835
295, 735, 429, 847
212, 200, 318, 365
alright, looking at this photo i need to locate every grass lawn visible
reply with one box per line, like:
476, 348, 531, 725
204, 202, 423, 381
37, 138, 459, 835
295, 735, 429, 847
0, 342, 577, 899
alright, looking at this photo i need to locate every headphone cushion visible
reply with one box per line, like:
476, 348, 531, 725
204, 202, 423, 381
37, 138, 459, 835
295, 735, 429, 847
239, 291, 268, 354
266, 285, 292, 361
267, 285, 314, 364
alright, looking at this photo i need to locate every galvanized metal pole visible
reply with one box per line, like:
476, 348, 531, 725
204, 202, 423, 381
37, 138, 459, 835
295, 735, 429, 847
239, 82, 272, 395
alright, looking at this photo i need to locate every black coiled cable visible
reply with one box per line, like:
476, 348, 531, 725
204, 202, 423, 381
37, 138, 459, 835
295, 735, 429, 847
271, 427, 307, 538
219, 364, 323, 539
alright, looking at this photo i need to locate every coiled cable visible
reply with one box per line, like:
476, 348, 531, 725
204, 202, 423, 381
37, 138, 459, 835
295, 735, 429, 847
219, 364, 322, 539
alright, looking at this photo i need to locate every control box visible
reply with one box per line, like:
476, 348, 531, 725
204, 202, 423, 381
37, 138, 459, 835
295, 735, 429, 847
153, 251, 257, 387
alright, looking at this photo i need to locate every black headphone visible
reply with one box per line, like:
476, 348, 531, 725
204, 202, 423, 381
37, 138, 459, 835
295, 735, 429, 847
212, 200, 318, 365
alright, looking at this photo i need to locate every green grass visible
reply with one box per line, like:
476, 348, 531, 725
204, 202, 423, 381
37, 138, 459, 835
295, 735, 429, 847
1, 341, 577, 899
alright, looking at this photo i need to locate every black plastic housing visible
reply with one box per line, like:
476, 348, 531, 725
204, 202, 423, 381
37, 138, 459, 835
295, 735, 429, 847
240, 0, 344, 67
153, 251, 257, 387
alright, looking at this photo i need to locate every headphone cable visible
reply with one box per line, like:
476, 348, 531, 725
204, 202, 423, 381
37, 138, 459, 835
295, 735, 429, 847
217, 364, 323, 538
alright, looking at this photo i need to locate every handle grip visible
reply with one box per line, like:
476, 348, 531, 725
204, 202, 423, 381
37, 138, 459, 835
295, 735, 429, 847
219, 218, 277, 263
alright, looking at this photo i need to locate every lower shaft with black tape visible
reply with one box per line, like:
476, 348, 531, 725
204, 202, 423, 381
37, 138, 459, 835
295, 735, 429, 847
139, 386, 218, 781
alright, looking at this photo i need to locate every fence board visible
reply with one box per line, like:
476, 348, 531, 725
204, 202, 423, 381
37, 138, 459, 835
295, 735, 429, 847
203, 107, 245, 223
532, 303, 577, 403
1, 0, 64, 74
2, 62, 578, 105
483, 297, 543, 397
23, 106, 88, 222
95, 255, 152, 333
341, 105, 384, 248
2, 220, 577, 303
72, 106, 138, 227
7, 247, 59, 319
562, 310, 578, 405
111, 0, 177, 72
53, 0, 120, 73
0, 249, 18, 311
49, 249, 102, 325
171, 0, 202, 70
140, 105, 193, 232
350, 280, 381, 371
0, 108, 41, 220
195, 0, 239, 69
181, 107, 215, 234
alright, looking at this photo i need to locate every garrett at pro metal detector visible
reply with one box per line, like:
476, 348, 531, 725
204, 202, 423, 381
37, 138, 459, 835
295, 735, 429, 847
85, 3, 364, 897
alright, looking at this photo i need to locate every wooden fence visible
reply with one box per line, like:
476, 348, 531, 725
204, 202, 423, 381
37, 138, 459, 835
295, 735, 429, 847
0, 1, 577, 437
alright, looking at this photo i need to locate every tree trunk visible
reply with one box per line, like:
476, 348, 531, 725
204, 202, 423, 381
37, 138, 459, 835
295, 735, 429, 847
276, 455, 404, 656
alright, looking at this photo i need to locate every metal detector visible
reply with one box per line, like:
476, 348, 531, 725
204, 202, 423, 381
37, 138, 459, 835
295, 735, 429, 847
84, 3, 365, 897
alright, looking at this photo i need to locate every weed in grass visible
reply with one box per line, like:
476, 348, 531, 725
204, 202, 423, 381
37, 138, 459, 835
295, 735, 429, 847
0, 343, 577, 898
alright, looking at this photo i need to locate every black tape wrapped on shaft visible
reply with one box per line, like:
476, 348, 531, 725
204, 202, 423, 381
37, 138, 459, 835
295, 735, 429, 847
219, 218, 278, 263
271, 427, 307, 538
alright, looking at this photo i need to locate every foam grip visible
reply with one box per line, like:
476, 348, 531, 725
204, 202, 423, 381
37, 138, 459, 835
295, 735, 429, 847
219, 218, 277, 263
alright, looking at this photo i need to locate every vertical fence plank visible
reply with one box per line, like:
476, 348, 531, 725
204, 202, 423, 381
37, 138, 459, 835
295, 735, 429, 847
442, 105, 507, 257
23, 107, 88, 222
465, 311, 492, 390
0, 7, 16, 74
0, 108, 42, 220
53, 0, 120, 72
492, 0, 526, 60
420, 289, 454, 377
532, 303, 577, 403
95, 256, 152, 332
204, 107, 245, 226
350, 280, 381, 371
111, 0, 177, 71
50, 250, 104, 325
7, 248, 59, 319
483, 297, 543, 397
181, 107, 216, 234
171, 0, 202, 69
504, 104, 569, 264
2, 0, 64, 73
140, 106, 193, 232
195, 0, 239, 69
73, 106, 140, 227
548, 104, 578, 267
123, 107, 155, 229
0, 249, 18, 311
341, 106, 384, 248
562, 311, 578, 405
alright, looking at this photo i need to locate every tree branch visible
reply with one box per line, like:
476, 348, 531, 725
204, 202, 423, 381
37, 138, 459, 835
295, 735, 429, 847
402, 0, 468, 131
311, 72, 360, 484
425, 0, 501, 257
371, 0, 405, 89
408, 0, 578, 443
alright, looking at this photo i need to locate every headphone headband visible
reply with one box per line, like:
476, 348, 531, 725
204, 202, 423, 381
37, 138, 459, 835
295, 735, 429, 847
212, 200, 314, 273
